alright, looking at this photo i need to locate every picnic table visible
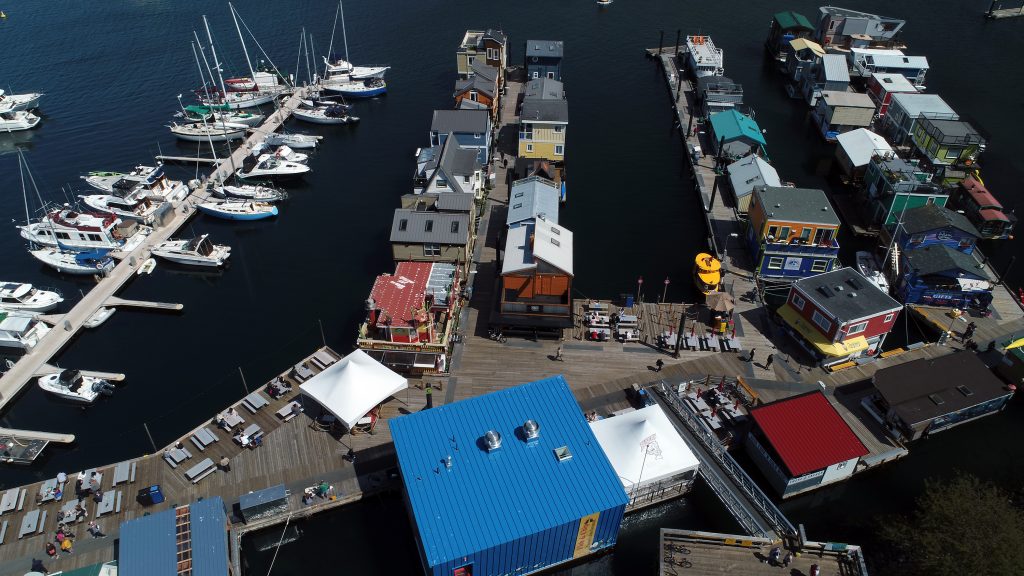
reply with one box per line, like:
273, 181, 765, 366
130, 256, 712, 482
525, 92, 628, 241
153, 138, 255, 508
164, 447, 192, 468
18, 509, 39, 539
218, 410, 245, 430
59, 499, 83, 523
0, 488, 18, 515
312, 349, 336, 369
293, 362, 314, 381
96, 490, 115, 516
236, 424, 263, 448
113, 462, 131, 486
192, 427, 218, 450
37, 479, 58, 503
242, 391, 270, 413
185, 458, 216, 483
660, 332, 678, 348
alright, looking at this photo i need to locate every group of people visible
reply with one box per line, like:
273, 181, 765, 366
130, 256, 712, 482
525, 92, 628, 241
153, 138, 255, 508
766, 546, 793, 568
302, 480, 334, 505
39, 521, 106, 565
267, 377, 293, 399
584, 410, 604, 422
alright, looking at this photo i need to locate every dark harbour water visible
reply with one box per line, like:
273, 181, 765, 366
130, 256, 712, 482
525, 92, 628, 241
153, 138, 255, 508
1, 0, 1023, 572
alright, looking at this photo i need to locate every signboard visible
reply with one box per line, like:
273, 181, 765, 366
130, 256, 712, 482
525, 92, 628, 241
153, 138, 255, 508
784, 257, 802, 271
573, 512, 601, 558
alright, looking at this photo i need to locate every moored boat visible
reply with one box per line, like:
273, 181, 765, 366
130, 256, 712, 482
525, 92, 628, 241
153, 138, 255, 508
152, 234, 231, 267
213, 183, 287, 203
82, 164, 189, 203
685, 35, 725, 78
169, 122, 247, 142
252, 144, 308, 164
322, 56, 389, 79
0, 110, 41, 131
0, 90, 43, 112
320, 77, 386, 98
19, 208, 151, 252
38, 369, 115, 404
179, 104, 264, 127
0, 310, 51, 350
694, 252, 722, 295
197, 200, 278, 221
293, 105, 359, 125
29, 247, 116, 275
79, 194, 165, 225
84, 307, 115, 329
855, 251, 890, 294
263, 132, 320, 149
238, 154, 310, 180
0, 282, 63, 312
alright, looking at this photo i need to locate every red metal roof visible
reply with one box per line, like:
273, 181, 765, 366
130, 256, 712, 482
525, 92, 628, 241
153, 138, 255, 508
750, 392, 868, 477
979, 208, 1010, 223
369, 262, 434, 325
961, 176, 1004, 210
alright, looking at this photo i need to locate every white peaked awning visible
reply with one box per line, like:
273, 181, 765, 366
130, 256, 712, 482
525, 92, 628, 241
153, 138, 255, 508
299, 349, 409, 429
589, 404, 700, 490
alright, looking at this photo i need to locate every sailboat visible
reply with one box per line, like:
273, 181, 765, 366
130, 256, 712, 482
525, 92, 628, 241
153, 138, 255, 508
212, 183, 287, 202
293, 105, 359, 125
195, 13, 283, 110
197, 200, 278, 221
169, 121, 247, 142
178, 104, 264, 127
318, 1, 388, 98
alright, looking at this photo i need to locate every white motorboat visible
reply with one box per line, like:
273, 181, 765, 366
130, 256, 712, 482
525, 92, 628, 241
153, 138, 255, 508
322, 56, 389, 79
0, 282, 62, 312
685, 35, 725, 78
79, 194, 165, 225
197, 200, 278, 221
169, 122, 247, 142
0, 110, 41, 131
152, 234, 231, 267
30, 247, 116, 275
264, 132, 320, 149
137, 258, 156, 275
252, 144, 308, 164
38, 370, 115, 404
293, 106, 359, 125
238, 154, 310, 179
20, 208, 151, 252
0, 310, 51, 350
83, 164, 189, 202
856, 251, 890, 294
212, 184, 287, 202
84, 307, 115, 329
0, 90, 43, 112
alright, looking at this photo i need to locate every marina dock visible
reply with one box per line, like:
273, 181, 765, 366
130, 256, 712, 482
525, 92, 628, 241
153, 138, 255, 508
0, 87, 309, 416
659, 529, 867, 575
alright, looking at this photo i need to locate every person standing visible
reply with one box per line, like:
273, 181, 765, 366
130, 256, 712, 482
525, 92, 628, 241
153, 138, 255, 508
87, 521, 106, 539
748, 348, 756, 363
963, 322, 977, 342
765, 354, 774, 369
219, 457, 231, 473
655, 359, 665, 372
782, 551, 793, 568
425, 385, 433, 409
555, 345, 564, 361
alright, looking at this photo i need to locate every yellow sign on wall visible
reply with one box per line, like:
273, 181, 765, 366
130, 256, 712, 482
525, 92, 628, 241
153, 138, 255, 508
573, 512, 601, 558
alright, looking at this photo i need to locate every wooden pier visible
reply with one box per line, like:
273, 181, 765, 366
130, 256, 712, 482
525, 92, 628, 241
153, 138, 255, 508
658, 529, 867, 575
0, 87, 309, 418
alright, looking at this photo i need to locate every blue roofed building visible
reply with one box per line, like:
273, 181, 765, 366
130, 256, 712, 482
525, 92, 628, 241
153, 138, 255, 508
507, 176, 560, 227
707, 109, 768, 161
391, 375, 628, 576
119, 497, 229, 576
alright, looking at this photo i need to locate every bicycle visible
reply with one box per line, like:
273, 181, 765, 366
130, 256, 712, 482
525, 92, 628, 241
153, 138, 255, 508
666, 544, 691, 555
662, 556, 693, 569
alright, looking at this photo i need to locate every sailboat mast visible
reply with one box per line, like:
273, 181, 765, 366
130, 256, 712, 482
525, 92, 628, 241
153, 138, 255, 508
194, 31, 217, 101
18, 150, 30, 227
229, 3, 257, 81
191, 41, 215, 104
339, 0, 350, 63
203, 15, 228, 97
303, 29, 313, 85
325, 2, 339, 76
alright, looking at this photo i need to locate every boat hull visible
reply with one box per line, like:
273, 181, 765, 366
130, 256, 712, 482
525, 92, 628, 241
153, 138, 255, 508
197, 203, 278, 221
292, 110, 354, 125
30, 249, 115, 276
1, 93, 43, 112
201, 91, 278, 110
264, 134, 319, 149
170, 126, 246, 142
321, 82, 387, 98
0, 112, 41, 131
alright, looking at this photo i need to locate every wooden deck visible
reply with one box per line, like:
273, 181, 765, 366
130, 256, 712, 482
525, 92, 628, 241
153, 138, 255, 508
0, 345, 419, 576
659, 529, 866, 576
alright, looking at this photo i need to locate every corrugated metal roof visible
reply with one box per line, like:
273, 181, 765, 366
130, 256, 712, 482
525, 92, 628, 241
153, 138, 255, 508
502, 223, 535, 275
727, 155, 781, 200
822, 54, 850, 83
391, 209, 470, 245
508, 177, 560, 225
867, 54, 929, 69
835, 128, 892, 168
526, 40, 564, 58
889, 93, 957, 119
390, 375, 627, 568
533, 216, 573, 276
119, 497, 228, 576
820, 90, 874, 108
239, 484, 287, 511
430, 109, 489, 135
370, 262, 434, 325
870, 72, 917, 94
709, 110, 766, 146
751, 392, 867, 477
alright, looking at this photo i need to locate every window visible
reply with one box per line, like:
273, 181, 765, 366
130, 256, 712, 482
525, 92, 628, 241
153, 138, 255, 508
945, 147, 961, 160
424, 220, 434, 233
554, 145, 564, 155
398, 219, 408, 232
522, 125, 533, 140
554, 125, 564, 133
779, 226, 791, 241
513, 203, 523, 209
463, 175, 470, 183
812, 310, 832, 333
526, 144, 533, 152
767, 257, 784, 270
792, 294, 806, 311
813, 228, 833, 245
799, 228, 812, 241
811, 260, 828, 273
767, 225, 779, 241
546, 71, 555, 79
88, 234, 102, 242
926, 197, 936, 205
436, 178, 448, 189
910, 234, 924, 244
423, 244, 441, 256
884, 313, 895, 323
846, 321, 868, 335
469, 90, 478, 102
532, 71, 539, 79
451, 221, 460, 233
550, 226, 561, 235
56, 232, 71, 240
486, 48, 498, 60
474, 132, 482, 139
550, 238, 560, 247
468, 56, 475, 66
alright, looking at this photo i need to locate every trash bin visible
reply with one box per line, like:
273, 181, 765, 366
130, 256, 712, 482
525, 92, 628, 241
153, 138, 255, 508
625, 294, 635, 308
137, 485, 165, 506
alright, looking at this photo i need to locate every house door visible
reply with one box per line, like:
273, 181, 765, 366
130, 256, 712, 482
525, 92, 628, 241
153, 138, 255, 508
454, 564, 473, 576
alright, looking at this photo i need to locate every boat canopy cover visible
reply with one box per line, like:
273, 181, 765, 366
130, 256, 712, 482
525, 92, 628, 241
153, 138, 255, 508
299, 349, 408, 429
74, 248, 110, 264
184, 104, 232, 114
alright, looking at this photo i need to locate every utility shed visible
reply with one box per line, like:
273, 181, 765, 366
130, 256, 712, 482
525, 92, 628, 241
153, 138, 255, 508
119, 497, 230, 576
391, 375, 628, 576
239, 484, 288, 523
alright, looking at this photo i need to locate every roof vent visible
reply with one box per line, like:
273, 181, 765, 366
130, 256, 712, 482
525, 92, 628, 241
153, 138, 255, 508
928, 394, 945, 406
483, 430, 502, 451
774, 203, 781, 208
835, 285, 844, 291
554, 446, 573, 462
848, 292, 857, 297
523, 419, 540, 441
822, 206, 829, 211
956, 385, 974, 397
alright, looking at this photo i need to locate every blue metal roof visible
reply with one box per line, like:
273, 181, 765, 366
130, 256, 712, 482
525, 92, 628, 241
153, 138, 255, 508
508, 176, 560, 226
391, 375, 627, 569
119, 497, 228, 576
709, 109, 767, 147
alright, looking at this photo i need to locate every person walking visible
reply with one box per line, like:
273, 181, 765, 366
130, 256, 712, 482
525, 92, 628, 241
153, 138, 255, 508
963, 321, 977, 342
555, 345, 564, 362
425, 385, 433, 409
655, 359, 664, 372
219, 456, 231, 473
765, 354, 774, 369
31, 558, 49, 575
782, 551, 793, 568
87, 521, 106, 539
748, 348, 756, 363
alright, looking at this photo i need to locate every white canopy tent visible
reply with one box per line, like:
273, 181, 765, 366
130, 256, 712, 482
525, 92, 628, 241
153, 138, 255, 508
589, 404, 700, 491
299, 349, 409, 429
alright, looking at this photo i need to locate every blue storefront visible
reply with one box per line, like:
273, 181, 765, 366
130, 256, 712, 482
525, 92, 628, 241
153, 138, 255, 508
898, 244, 994, 309
391, 376, 628, 576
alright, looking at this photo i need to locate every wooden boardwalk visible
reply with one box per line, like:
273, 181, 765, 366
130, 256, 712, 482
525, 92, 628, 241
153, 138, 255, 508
0, 88, 309, 422
0, 344, 419, 576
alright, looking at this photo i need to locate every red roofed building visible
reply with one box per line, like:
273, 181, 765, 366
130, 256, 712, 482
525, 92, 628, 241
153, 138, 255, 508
952, 176, 1016, 240
357, 261, 461, 375
745, 391, 868, 498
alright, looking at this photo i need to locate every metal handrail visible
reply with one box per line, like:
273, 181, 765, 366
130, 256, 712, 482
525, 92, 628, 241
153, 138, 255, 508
655, 380, 796, 538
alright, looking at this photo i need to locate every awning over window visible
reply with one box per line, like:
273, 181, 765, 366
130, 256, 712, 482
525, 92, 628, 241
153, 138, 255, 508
778, 305, 870, 358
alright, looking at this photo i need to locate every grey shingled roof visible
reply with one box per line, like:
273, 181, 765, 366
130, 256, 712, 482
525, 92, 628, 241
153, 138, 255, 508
524, 78, 564, 100
430, 109, 489, 134
526, 40, 564, 58
440, 139, 480, 177
794, 267, 901, 323
390, 209, 471, 245
900, 204, 980, 237
435, 193, 475, 213
485, 29, 507, 45
904, 245, 993, 279
756, 186, 840, 226
521, 99, 568, 123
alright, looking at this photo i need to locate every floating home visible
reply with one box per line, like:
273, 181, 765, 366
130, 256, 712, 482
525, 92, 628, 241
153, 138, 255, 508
525, 39, 563, 81
864, 72, 918, 116
727, 155, 782, 213
861, 152, 948, 228
880, 92, 957, 146
746, 186, 841, 281
519, 78, 568, 161
429, 109, 492, 164
813, 6, 905, 51
391, 376, 628, 576
952, 176, 1016, 240
909, 116, 986, 184
765, 10, 815, 61
813, 90, 875, 142
834, 128, 892, 179
499, 216, 574, 333
457, 29, 508, 85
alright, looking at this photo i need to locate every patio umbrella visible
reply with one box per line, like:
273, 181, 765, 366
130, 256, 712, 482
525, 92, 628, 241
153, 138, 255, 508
705, 291, 735, 313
